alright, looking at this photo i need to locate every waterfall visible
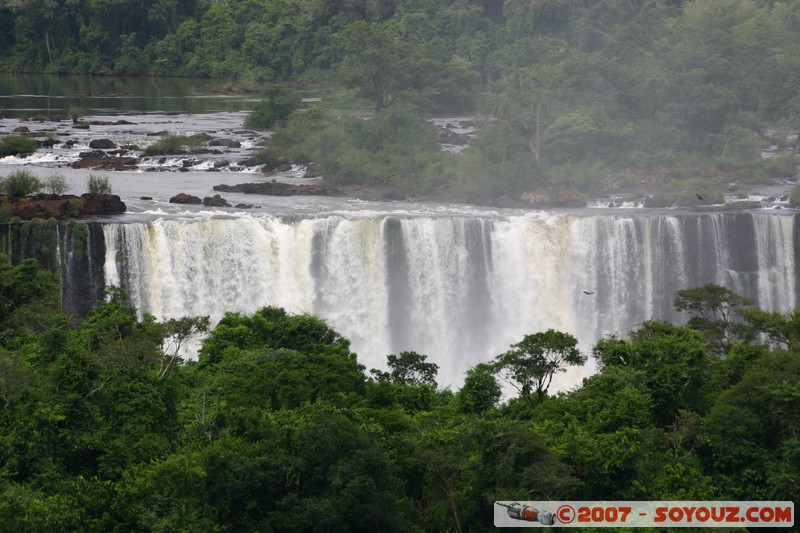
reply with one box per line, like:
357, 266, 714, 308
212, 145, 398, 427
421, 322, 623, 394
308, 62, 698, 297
101, 211, 797, 388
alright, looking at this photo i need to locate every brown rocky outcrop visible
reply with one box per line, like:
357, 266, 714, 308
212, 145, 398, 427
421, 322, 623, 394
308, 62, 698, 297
302, 162, 322, 178
169, 193, 202, 204
71, 150, 138, 170
520, 187, 588, 208
213, 181, 343, 196
79, 193, 127, 216
5, 194, 126, 220
89, 138, 117, 149
203, 194, 230, 207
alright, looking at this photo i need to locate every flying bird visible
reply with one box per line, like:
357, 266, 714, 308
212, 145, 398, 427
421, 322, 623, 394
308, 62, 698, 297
583, 290, 595, 295
696, 193, 704, 201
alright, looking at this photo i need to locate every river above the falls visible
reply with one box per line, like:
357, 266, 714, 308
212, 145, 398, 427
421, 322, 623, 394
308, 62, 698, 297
2, 75, 798, 391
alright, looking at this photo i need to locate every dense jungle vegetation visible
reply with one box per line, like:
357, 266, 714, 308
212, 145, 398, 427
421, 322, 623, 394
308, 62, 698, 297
0, 256, 798, 531
1, 0, 800, 203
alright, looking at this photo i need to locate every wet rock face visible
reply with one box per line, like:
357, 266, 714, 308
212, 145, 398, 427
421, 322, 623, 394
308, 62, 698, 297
169, 193, 203, 204
71, 149, 138, 170
213, 181, 342, 196
79, 193, 127, 216
89, 138, 117, 149
203, 194, 230, 207
5, 194, 126, 220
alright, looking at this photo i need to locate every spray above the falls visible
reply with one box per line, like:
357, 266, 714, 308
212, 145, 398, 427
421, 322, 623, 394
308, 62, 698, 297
102, 211, 797, 388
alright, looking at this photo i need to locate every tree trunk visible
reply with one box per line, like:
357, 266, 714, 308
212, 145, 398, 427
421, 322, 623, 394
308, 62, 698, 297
45, 28, 53, 63
442, 478, 463, 533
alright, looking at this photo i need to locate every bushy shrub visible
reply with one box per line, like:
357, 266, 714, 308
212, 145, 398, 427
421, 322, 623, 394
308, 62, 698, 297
87, 174, 112, 195
763, 154, 799, 178
0, 135, 39, 157
43, 173, 70, 195
143, 133, 204, 156
790, 184, 800, 208
68, 105, 85, 124
322, 88, 372, 110
0, 170, 42, 197
250, 147, 288, 169
244, 84, 301, 130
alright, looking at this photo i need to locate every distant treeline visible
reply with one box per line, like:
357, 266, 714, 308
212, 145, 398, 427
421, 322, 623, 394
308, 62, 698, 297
2, 0, 800, 201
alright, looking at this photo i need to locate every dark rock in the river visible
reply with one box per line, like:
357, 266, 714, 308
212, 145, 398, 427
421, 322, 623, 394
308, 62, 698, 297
203, 194, 230, 207
121, 144, 141, 151
340, 184, 408, 201
169, 193, 202, 204
178, 167, 189, 172
5, 193, 126, 220
381, 190, 407, 201
238, 157, 260, 167
73, 122, 90, 129
521, 189, 551, 206
235, 203, 254, 209
303, 162, 321, 178
140, 196, 153, 200
40, 138, 61, 148
552, 189, 589, 207
261, 157, 292, 174
214, 159, 230, 168
13, 126, 30, 133
7, 195, 83, 219
88, 119, 134, 126
214, 181, 343, 197
722, 201, 763, 211
72, 150, 138, 171
30, 115, 54, 123
182, 158, 198, 168
64, 140, 78, 147
520, 187, 588, 208
209, 139, 242, 148
266, 163, 292, 174
190, 132, 213, 142
80, 193, 127, 215
158, 157, 167, 164
89, 138, 117, 149
78, 150, 108, 159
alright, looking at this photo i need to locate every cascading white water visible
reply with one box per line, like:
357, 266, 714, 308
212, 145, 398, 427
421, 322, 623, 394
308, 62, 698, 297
102, 211, 796, 389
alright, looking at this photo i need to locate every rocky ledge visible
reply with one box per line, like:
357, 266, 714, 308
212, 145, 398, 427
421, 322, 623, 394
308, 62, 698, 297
4, 194, 126, 220
213, 181, 343, 196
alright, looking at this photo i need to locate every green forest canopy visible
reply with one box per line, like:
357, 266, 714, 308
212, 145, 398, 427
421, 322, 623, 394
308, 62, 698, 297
0, 256, 798, 530
2, 0, 800, 203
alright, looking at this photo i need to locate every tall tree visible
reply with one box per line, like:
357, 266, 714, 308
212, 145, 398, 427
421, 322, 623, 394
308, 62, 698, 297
493, 329, 586, 402
372, 351, 439, 387
334, 20, 411, 112
673, 284, 753, 356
